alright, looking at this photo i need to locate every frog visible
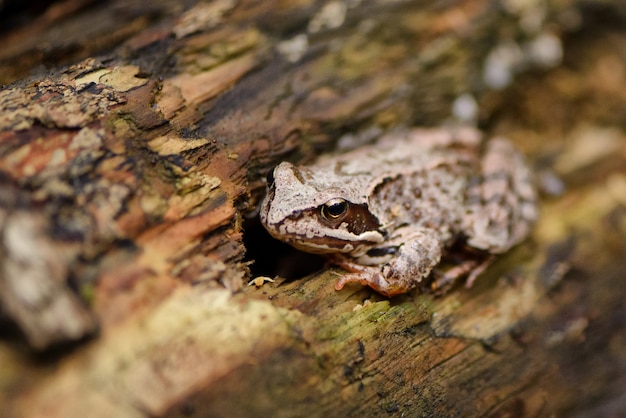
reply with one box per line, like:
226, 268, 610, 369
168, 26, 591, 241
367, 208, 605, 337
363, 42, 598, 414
259, 127, 537, 297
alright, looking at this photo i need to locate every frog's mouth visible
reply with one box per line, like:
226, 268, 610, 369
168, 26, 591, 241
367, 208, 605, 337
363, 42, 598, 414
285, 235, 381, 255
264, 221, 384, 254
270, 208, 386, 255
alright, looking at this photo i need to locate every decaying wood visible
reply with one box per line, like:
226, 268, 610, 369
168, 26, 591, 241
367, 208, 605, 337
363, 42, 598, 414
1, 0, 625, 417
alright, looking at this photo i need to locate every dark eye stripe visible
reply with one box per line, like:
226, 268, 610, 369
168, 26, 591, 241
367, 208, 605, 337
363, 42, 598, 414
340, 203, 382, 235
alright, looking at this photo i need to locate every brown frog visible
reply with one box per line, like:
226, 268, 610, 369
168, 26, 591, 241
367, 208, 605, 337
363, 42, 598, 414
260, 127, 537, 296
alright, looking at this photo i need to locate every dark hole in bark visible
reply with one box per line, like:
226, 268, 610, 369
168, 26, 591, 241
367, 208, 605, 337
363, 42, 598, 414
243, 218, 325, 280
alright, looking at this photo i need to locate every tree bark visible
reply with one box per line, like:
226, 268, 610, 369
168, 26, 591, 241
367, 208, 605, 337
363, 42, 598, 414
1, 0, 625, 417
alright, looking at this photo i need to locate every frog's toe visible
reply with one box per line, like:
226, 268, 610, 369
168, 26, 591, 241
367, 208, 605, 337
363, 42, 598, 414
335, 272, 410, 297
334, 273, 369, 291
365, 279, 410, 297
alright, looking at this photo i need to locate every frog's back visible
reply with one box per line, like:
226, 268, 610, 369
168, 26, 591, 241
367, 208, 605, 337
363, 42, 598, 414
320, 127, 484, 238
314, 126, 537, 252
365, 148, 476, 239
316, 126, 482, 180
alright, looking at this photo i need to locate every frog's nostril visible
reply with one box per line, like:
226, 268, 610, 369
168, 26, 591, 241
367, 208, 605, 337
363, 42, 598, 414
266, 165, 276, 188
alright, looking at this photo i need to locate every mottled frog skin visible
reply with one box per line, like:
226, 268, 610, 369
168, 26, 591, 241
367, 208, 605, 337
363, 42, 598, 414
259, 127, 537, 296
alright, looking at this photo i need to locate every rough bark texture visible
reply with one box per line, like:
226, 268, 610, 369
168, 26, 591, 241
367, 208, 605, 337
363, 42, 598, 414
1, 1, 625, 417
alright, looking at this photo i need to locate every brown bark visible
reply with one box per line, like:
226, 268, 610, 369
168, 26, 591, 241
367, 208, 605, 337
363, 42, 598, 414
1, 1, 625, 417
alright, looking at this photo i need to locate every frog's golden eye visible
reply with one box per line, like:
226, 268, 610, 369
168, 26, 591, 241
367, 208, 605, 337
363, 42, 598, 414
321, 198, 349, 221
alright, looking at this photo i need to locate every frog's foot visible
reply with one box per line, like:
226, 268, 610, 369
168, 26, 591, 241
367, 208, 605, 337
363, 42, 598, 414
334, 271, 410, 297
334, 272, 369, 291
431, 256, 494, 294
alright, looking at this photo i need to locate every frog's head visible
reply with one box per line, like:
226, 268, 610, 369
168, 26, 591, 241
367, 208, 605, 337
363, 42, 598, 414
259, 161, 385, 255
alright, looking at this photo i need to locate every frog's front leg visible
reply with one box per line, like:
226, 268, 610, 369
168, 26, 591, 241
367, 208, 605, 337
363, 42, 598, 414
333, 230, 443, 297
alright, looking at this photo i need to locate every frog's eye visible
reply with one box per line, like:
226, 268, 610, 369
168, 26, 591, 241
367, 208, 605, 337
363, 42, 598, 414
321, 198, 349, 221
